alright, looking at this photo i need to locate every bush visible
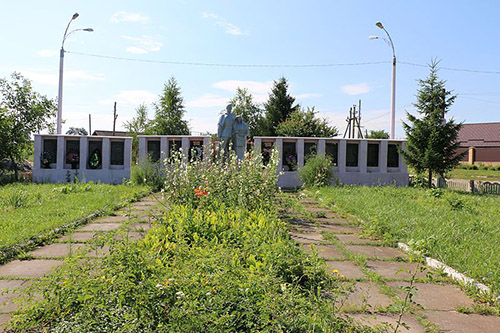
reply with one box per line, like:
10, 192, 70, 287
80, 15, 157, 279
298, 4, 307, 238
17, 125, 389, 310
131, 157, 164, 191
298, 155, 334, 188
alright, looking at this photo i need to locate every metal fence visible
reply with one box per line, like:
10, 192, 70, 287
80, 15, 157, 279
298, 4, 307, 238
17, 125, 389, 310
433, 178, 500, 195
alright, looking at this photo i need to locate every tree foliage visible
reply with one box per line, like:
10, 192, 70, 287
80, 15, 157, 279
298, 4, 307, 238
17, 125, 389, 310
365, 130, 389, 139
401, 61, 463, 188
264, 77, 298, 136
276, 107, 338, 137
229, 87, 265, 137
124, 104, 151, 162
151, 76, 190, 135
0, 72, 56, 178
66, 127, 88, 136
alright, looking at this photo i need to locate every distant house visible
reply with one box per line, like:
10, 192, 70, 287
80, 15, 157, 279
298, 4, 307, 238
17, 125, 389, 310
92, 130, 130, 137
457, 122, 500, 164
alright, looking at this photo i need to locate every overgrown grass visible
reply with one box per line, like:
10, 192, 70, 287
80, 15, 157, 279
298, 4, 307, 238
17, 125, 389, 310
0, 182, 147, 259
447, 168, 500, 181
311, 186, 500, 294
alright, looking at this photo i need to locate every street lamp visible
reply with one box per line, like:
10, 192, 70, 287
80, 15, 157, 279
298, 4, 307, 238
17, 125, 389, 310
57, 13, 93, 134
370, 21, 396, 139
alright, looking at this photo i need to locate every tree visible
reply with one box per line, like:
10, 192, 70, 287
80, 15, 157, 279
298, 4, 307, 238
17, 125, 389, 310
0, 72, 56, 179
276, 107, 338, 137
263, 77, 298, 136
151, 76, 190, 135
401, 61, 463, 188
229, 87, 265, 137
66, 127, 88, 135
123, 104, 151, 162
366, 130, 389, 139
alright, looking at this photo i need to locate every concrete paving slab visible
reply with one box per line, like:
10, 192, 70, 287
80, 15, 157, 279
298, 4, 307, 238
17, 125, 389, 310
325, 261, 365, 279
320, 225, 362, 234
348, 313, 425, 333
344, 245, 407, 259
335, 234, 381, 245
291, 232, 324, 243
340, 282, 393, 310
31, 243, 87, 258
290, 224, 317, 233
387, 282, 474, 311
0, 313, 12, 330
424, 310, 500, 333
93, 216, 127, 223
366, 261, 430, 280
113, 232, 143, 241
128, 223, 152, 231
301, 244, 346, 260
59, 232, 98, 242
0, 280, 30, 312
302, 206, 330, 213
79, 223, 123, 231
0, 260, 64, 278
315, 217, 352, 225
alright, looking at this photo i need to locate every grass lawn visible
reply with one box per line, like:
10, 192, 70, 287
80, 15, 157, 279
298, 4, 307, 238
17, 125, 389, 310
310, 185, 500, 293
0, 182, 147, 253
447, 168, 500, 182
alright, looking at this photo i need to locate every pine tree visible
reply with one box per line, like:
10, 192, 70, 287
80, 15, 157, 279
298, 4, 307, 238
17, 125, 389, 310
230, 87, 265, 137
263, 77, 298, 136
401, 61, 463, 188
152, 76, 190, 135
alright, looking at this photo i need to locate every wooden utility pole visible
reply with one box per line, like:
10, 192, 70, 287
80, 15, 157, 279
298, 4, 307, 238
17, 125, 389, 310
343, 99, 364, 139
112, 102, 118, 136
88, 114, 92, 135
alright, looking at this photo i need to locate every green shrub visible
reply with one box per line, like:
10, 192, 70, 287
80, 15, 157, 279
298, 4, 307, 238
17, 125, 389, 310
131, 157, 164, 191
298, 155, 334, 188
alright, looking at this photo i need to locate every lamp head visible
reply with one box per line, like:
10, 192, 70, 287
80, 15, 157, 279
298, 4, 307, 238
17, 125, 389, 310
83, 28, 93, 32
369, 35, 379, 40
376, 21, 384, 29
72, 13, 79, 20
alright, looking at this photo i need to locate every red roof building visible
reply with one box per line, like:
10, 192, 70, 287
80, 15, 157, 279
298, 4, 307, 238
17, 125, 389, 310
457, 122, 500, 164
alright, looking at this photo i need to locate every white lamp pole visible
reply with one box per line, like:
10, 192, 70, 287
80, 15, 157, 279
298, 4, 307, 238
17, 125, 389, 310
57, 13, 93, 134
370, 21, 396, 139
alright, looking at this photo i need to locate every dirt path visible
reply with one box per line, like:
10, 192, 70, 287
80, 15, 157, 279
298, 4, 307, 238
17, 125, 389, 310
288, 196, 500, 332
0, 195, 162, 331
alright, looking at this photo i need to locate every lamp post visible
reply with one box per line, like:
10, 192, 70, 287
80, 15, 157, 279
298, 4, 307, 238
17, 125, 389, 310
57, 13, 93, 134
370, 21, 396, 139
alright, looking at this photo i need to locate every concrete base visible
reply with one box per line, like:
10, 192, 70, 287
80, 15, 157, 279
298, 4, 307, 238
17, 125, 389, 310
33, 168, 129, 184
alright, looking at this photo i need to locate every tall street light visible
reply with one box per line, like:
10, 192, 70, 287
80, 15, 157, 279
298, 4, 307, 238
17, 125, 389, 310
57, 13, 93, 134
370, 21, 396, 139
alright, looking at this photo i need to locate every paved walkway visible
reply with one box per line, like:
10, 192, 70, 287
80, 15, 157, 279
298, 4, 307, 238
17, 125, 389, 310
0, 195, 161, 331
288, 196, 500, 333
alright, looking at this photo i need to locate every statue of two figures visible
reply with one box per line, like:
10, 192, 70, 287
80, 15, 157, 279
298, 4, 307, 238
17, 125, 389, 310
217, 104, 249, 160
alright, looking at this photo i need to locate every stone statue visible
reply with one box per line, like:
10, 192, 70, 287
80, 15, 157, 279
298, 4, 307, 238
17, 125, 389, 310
217, 104, 236, 157
232, 116, 249, 160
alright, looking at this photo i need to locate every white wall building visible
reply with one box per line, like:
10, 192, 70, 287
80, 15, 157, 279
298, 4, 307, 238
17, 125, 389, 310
32, 134, 132, 184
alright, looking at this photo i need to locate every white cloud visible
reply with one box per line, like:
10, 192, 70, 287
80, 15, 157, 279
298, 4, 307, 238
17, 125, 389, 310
295, 93, 323, 99
121, 35, 163, 54
99, 90, 156, 107
186, 94, 231, 108
37, 50, 58, 57
111, 11, 149, 24
341, 83, 371, 95
22, 69, 104, 86
201, 12, 247, 36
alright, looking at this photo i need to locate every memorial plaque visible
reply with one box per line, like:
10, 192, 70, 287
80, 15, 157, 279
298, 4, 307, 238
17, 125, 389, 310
304, 142, 317, 162
42, 139, 57, 164
326, 142, 338, 166
282, 141, 297, 171
169, 140, 182, 157
387, 144, 399, 168
110, 141, 124, 165
367, 143, 379, 167
147, 140, 160, 162
346, 143, 359, 167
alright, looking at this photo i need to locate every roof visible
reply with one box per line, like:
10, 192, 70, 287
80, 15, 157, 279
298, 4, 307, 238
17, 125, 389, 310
458, 122, 500, 147
92, 130, 130, 137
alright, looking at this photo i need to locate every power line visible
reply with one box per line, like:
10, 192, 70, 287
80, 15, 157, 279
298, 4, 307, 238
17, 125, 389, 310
67, 51, 391, 68
399, 61, 500, 75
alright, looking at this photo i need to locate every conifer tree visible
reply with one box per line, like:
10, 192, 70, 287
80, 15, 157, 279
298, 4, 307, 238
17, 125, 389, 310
152, 76, 190, 135
230, 87, 265, 137
401, 61, 463, 188
263, 77, 298, 136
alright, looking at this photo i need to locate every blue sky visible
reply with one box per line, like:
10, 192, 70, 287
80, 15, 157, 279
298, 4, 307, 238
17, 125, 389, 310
1, 0, 500, 138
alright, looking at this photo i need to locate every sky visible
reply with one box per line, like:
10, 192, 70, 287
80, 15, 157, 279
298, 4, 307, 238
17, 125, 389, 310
1, 0, 500, 138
